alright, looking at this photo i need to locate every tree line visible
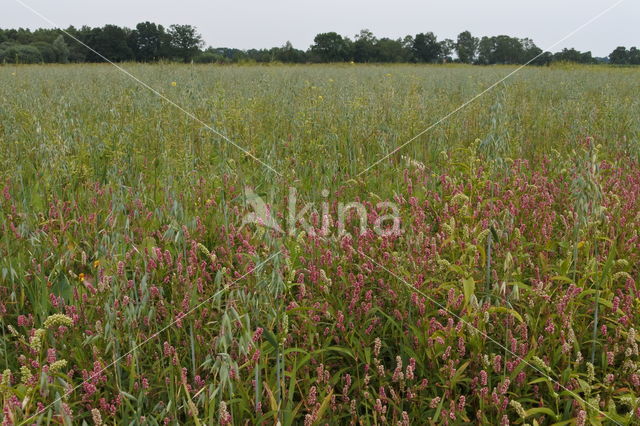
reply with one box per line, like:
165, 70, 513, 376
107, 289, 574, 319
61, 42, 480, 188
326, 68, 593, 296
1, 24, 637, 65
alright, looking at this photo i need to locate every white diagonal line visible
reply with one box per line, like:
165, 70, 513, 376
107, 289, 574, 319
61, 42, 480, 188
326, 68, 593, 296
357, 249, 621, 425
357, 0, 626, 177
13, 0, 283, 177
20, 251, 281, 425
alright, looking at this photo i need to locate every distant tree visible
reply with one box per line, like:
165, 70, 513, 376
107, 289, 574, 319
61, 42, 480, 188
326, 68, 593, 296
62, 26, 88, 62
440, 38, 455, 62
245, 48, 273, 63
274, 41, 307, 63
477, 35, 532, 64
456, 31, 478, 63
609, 46, 629, 64
629, 47, 640, 65
194, 48, 223, 63
167, 24, 204, 62
412, 32, 440, 63
52, 35, 69, 63
84, 25, 134, 62
376, 37, 410, 62
552, 48, 595, 64
212, 47, 248, 62
0, 44, 42, 63
32, 41, 56, 63
310, 32, 352, 62
12, 28, 34, 44
129, 22, 166, 61
353, 29, 377, 62
520, 38, 543, 63
400, 35, 414, 61
531, 51, 553, 66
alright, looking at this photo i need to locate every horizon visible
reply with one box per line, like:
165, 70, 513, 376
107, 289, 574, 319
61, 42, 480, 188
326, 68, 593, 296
4, 0, 638, 57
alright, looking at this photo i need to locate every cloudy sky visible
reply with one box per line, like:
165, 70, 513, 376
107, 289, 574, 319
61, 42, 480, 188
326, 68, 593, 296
4, 0, 637, 57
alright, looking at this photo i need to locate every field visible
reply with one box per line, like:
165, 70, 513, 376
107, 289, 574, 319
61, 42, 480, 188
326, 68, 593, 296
1, 63, 640, 425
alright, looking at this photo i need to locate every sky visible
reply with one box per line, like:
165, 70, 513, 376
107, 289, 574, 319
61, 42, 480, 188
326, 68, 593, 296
3, 0, 638, 57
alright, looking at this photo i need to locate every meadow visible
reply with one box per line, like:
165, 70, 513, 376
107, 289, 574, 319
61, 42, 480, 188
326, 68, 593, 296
1, 63, 640, 425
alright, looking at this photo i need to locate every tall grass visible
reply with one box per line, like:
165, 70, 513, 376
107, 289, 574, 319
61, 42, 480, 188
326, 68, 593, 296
1, 63, 640, 424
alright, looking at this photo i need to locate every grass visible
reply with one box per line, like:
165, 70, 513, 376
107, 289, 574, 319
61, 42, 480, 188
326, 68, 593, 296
1, 62, 640, 425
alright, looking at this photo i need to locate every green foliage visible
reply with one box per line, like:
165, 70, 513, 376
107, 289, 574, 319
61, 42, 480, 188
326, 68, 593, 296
0, 43, 42, 63
0, 64, 640, 424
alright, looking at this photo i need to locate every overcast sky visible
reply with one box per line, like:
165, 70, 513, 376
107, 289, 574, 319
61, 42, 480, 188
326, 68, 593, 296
3, 0, 637, 57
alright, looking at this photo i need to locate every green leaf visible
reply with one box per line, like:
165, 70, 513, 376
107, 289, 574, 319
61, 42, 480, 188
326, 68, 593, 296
525, 406, 558, 419
462, 277, 475, 306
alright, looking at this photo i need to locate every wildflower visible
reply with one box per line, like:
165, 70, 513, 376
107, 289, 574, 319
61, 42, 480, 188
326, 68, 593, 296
171, 81, 177, 87
219, 401, 232, 425
510, 399, 526, 418
252, 327, 264, 342
92, 408, 103, 425
450, 193, 469, 206
307, 385, 317, 406
374, 338, 382, 357
29, 328, 46, 351
604, 373, 615, 386
498, 377, 511, 394
586, 362, 595, 383
20, 365, 33, 384
429, 396, 441, 408
479, 370, 488, 386
531, 356, 552, 375
79, 273, 85, 281
93, 260, 100, 268
1, 369, 11, 386
49, 360, 68, 374
44, 314, 73, 329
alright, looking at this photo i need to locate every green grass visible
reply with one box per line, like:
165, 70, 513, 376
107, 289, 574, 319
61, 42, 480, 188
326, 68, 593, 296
1, 63, 640, 425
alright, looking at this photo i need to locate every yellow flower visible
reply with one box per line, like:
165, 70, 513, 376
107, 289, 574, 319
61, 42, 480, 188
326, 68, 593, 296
171, 81, 177, 87
93, 260, 100, 268
78, 273, 85, 281
318, 95, 323, 100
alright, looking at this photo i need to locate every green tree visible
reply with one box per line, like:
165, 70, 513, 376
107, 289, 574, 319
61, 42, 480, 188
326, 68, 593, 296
62, 26, 88, 62
84, 25, 134, 62
412, 32, 440, 63
0, 44, 42, 63
167, 24, 204, 62
609, 46, 629, 64
129, 22, 167, 61
477, 35, 534, 64
310, 32, 352, 62
376, 38, 410, 62
552, 48, 595, 64
52, 35, 69, 63
32, 41, 56, 63
274, 41, 307, 63
353, 29, 377, 62
456, 31, 478, 63
629, 47, 640, 65
440, 38, 455, 62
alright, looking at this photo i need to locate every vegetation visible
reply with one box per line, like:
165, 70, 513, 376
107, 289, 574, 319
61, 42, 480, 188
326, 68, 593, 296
1, 63, 640, 424
1, 25, 635, 65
